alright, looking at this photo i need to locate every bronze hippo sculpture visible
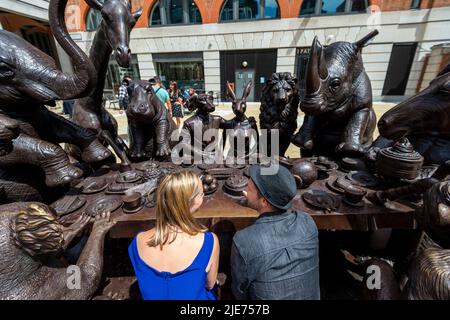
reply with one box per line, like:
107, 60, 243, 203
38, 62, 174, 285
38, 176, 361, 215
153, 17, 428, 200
259, 72, 300, 157
373, 64, 450, 165
70, 0, 142, 169
0, 0, 111, 170
126, 80, 176, 160
0, 202, 116, 300
223, 81, 259, 160
292, 30, 379, 158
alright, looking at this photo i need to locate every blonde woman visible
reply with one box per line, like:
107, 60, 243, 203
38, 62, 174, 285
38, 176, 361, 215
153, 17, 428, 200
128, 170, 220, 300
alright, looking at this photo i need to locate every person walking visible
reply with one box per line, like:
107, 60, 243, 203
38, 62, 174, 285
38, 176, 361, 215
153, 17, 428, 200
149, 77, 172, 116
118, 75, 132, 113
168, 81, 185, 128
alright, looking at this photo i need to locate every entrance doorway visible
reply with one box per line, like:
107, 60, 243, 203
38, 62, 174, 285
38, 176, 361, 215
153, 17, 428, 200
235, 69, 255, 101
382, 43, 418, 96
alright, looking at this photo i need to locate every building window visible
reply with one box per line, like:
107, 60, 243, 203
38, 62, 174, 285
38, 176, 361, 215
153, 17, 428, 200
86, 8, 102, 31
410, 0, 421, 9
150, 0, 201, 26
299, 0, 368, 16
220, 0, 280, 22
105, 54, 141, 93
153, 52, 205, 92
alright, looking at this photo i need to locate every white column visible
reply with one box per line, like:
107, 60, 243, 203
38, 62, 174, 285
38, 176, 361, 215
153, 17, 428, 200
137, 53, 156, 81
276, 48, 296, 74
203, 51, 221, 96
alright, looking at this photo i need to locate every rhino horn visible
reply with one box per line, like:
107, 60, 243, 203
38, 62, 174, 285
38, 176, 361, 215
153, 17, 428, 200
305, 36, 328, 95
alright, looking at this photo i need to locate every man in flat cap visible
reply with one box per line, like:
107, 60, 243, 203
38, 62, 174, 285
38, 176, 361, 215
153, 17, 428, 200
231, 164, 320, 300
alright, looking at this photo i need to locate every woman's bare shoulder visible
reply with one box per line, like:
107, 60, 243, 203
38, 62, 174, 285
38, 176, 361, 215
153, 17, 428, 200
137, 228, 155, 244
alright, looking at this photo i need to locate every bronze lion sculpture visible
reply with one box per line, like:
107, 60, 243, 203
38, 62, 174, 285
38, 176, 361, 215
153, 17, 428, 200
259, 72, 300, 157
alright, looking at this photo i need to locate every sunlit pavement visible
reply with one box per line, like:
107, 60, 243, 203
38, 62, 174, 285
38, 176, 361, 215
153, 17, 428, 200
54, 101, 396, 159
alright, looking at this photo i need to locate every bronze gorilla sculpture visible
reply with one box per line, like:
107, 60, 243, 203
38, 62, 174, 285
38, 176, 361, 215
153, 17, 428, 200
126, 80, 176, 160
259, 72, 300, 157
70, 0, 142, 169
177, 93, 229, 163
292, 30, 378, 158
0, 203, 115, 300
372, 64, 450, 165
0, 0, 111, 170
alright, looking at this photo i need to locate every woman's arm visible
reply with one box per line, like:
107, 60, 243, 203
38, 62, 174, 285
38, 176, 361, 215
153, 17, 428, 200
205, 232, 220, 290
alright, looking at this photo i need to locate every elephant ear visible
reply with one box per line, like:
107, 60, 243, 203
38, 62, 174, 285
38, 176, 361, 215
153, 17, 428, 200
0, 62, 14, 79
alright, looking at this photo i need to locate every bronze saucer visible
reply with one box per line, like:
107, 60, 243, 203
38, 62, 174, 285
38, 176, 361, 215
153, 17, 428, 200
116, 170, 142, 183
302, 190, 341, 211
342, 198, 365, 208
81, 178, 109, 194
122, 198, 145, 214
347, 171, 381, 188
134, 161, 159, 171
86, 196, 122, 217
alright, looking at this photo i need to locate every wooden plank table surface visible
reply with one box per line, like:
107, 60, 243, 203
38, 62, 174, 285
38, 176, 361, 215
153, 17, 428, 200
55, 160, 418, 239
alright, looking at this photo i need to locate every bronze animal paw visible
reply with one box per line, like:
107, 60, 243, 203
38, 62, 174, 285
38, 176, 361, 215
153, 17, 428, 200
156, 144, 171, 158
81, 139, 112, 163
336, 142, 365, 156
291, 131, 314, 150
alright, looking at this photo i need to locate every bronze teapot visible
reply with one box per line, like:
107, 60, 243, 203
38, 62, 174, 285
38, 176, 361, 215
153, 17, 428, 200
290, 160, 318, 189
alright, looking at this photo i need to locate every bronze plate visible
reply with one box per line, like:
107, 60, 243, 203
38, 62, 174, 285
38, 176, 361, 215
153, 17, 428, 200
347, 171, 381, 188
302, 190, 341, 211
116, 170, 142, 183
134, 161, 160, 171
86, 196, 122, 217
81, 178, 109, 194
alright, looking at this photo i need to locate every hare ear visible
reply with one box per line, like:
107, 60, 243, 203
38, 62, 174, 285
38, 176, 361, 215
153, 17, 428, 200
226, 81, 237, 101
242, 80, 253, 101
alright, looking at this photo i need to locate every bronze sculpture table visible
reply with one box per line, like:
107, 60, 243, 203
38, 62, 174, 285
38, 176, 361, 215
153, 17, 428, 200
56, 160, 418, 239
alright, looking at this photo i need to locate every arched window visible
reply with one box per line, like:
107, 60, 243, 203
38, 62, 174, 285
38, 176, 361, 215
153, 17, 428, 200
149, 0, 201, 26
220, 0, 280, 22
86, 8, 102, 31
299, 0, 368, 17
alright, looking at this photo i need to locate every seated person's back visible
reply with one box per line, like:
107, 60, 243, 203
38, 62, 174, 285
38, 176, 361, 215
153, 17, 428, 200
129, 171, 219, 300
231, 164, 320, 300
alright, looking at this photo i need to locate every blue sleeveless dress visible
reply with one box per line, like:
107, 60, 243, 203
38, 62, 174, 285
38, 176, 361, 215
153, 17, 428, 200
128, 231, 217, 300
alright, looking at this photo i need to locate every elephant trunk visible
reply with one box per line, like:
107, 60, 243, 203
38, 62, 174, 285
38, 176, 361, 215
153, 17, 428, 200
49, 0, 97, 99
